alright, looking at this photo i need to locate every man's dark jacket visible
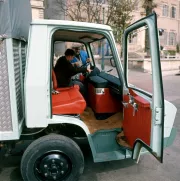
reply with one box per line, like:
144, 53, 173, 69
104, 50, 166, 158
54, 56, 87, 87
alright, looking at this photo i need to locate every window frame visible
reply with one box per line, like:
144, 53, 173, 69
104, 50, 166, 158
159, 29, 168, 46
171, 6, 176, 18
169, 32, 176, 46
162, 4, 169, 17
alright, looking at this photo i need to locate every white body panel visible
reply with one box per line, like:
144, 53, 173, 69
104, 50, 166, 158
25, 25, 50, 127
31, 19, 112, 31
164, 100, 177, 138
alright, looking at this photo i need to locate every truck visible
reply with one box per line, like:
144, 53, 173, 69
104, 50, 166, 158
0, 1, 177, 181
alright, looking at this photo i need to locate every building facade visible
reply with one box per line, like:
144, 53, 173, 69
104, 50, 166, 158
130, 0, 180, 52
155, 0, 180, 51
30, 0, 45, 19
30, 0, 180, 53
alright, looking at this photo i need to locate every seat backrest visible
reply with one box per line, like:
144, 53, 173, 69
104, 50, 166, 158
52, 69, 58, 90
52, 69, 80, 91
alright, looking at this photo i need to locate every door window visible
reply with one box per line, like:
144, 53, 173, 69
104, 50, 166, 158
127, 26, 153, 94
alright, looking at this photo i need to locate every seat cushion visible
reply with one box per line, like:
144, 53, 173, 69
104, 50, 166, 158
88, 76, 108, 88
55, 85, 80, 91
52, 87, 86, 114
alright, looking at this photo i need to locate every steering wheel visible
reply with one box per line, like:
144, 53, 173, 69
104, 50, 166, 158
86, 66, 100, 78
80, 62, 92, 77
80, 62, 90, 68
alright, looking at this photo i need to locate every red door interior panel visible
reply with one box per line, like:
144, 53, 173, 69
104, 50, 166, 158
123, 89, 151, 148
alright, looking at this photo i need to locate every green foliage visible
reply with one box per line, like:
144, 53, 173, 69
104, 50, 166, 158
164, 50, 176, 56
142, 0, 157, 15
108, 0, 137, 43
176, 44, 180, 53
168, 50, 176, 55
143, 0, 156, 53
55, 0, 137, 44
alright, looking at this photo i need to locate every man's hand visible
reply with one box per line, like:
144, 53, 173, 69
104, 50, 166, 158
87, 68, 92, 73
75, 62, 80, 66
86, 58, 91, 63
72, 62, 80, 67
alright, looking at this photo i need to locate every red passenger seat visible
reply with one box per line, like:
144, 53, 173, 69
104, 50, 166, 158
52, 70, 86, 114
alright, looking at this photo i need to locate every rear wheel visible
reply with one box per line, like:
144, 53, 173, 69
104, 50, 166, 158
21, 135, 84, 181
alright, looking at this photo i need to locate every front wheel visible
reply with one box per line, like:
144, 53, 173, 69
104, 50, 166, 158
21, 135, 84, 181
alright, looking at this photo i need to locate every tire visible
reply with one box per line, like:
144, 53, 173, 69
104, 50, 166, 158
21, 135, 84, 181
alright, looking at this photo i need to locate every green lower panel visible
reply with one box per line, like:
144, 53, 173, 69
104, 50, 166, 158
88, 128, 132, 163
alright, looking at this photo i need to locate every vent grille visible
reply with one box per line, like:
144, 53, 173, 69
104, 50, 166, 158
0, 40, 13, 131
21, 41, 26, 81
13, 40, 24, 123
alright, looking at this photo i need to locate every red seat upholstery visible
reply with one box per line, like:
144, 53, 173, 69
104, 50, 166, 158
52, 70, 79, 91
52, 70, 86, 114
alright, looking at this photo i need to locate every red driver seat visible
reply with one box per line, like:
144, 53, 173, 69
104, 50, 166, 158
52, 70, 86, 114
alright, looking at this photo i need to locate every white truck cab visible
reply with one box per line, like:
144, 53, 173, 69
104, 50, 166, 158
0, 8, 177, 181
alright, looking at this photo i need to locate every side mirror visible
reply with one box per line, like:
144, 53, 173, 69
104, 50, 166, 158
110, 57, 116, 67
159, 29, 164, 36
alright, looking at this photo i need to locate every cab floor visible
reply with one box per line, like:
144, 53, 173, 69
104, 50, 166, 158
80, 107, 123, 134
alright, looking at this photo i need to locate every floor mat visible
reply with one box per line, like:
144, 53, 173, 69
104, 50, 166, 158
80, 107, 123, 134
116, 131, 131, 149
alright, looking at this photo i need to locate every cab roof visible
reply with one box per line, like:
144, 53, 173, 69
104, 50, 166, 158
31, 19, 112, 31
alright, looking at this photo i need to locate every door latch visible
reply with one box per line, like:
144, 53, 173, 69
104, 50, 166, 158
155, 107, 162, 125
133, 103, 138, 116
122, 101, 128, 108
128, 94, 134, 105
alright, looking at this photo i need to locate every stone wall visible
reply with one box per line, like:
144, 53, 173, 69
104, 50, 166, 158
144, 59, 180, 72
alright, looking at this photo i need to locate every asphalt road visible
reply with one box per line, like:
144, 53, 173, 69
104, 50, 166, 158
0, 70, 180, 181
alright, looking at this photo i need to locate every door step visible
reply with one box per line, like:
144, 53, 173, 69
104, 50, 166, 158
88, 128, 132, 163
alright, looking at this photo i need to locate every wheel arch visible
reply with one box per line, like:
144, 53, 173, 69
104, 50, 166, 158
46, 123, 88, 138
49, 115, 90, 136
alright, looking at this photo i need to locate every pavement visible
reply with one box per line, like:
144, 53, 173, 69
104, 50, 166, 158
0, 69, 180, 181
161, 70, 180, 77
144, 69, 180, 77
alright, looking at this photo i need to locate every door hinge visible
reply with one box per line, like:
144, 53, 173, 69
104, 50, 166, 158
155, 107, 162, 125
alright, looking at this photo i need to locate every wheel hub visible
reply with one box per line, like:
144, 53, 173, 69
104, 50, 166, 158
35, 152, 72, 180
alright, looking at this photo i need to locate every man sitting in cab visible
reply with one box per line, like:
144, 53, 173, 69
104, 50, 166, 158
54, 49, 91, 97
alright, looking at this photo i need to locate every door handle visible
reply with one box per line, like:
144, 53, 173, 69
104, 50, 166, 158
122, 94, 134, 108
128, 94, 134, 105
133, 103, 138, 116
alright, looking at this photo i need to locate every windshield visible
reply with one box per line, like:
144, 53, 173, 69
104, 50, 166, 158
90, 38, 119, 77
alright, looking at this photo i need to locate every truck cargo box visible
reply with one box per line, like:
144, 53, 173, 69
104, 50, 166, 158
0, 0, 31, 140
0, 39, 27, 140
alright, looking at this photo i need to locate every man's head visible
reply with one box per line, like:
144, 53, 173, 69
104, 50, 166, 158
74, 47, 80, 55
65, 49, 75, 61
72, 43, 82, 55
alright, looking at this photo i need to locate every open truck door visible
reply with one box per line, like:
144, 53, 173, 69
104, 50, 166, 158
122, 13, 165, 163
